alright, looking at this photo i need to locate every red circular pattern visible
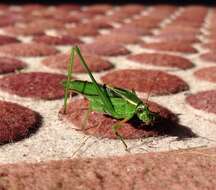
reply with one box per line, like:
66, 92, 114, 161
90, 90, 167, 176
0, 100, 41, 143
0, 72, 67, 100
101, 69, 189, 95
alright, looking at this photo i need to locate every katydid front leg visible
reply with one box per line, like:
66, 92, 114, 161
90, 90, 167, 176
63, 47, 75, 114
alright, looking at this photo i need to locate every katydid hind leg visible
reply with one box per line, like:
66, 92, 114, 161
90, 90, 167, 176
63, 47, 76, 114
74, 46, 115, 115
71, 105, 92, 158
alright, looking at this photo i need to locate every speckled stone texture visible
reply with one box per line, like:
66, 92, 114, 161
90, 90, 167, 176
42, 53, 113, 73
0, 57, 26, 74
0, 3, 215, 189
101, 69, 189, 95
0, 72, 66, 100
186, 90, 216, 114
0, 148, 215, 190
0, 100, 41, 143
0, 43, 58, 57
127, 52, 194, 69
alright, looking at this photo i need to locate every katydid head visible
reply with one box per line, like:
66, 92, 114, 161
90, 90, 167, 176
136, 104, 157, 125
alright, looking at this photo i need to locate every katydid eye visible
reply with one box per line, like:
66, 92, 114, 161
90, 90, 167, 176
136, 104, 147, 113
137, 107, 143, 113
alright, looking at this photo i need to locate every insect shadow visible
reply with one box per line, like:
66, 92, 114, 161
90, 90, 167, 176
128, 114, 197, 140
73, 113, 197, 156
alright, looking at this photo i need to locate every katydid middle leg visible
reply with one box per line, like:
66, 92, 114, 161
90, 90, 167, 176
72, 118, 129, 157
81, 105, 92, 130
112, 118, 131, 151
69, 106, 92, 132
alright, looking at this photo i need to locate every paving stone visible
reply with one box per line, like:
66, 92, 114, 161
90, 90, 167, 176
0, 148, 215, 190
127, 52, 194, 69
0, 35, 20, 45
0, 43, 58, 57
32, 34, 82, 45
0, 72, 66, 100
186, 90, 216, 114
63, 24, 99, 37
42, 53, 113, 73
80, 41, 130, 56
95, 33, 142, 45
200, 51, 216, 63
0, 100, 41, 143
0, 57, 26, 74
194, 66, 216, 83
101, 69, 189, 95
141, 42, 197, 53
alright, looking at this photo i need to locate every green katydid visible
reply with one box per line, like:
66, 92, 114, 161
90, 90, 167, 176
63, 46, 159, 149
